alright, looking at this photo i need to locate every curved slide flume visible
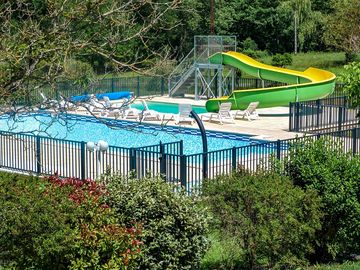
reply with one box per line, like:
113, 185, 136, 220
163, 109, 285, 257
205, 51, 336, 112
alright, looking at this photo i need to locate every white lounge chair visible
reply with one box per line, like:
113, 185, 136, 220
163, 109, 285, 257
175, 104, 194, 125
102, 96, 127, 109
40, 92, 75, 111
139, 100, 162, 121
200, 102, 234, 125
121, 104, 142, 120
231, 101, 259, 121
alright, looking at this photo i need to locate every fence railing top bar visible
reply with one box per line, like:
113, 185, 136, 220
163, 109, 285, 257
0, 130, 83, 145
290, 95, 353, 108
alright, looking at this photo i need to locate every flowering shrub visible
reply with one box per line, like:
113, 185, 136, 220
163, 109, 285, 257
47, 175, 107, 204
105, 175, 210, 270
203, 169, 322, 269
285, 137, 360, 261
0, 173, 141, 269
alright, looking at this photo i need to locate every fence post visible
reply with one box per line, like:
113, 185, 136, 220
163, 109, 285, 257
352, 128, 357, 156
232, 147, 237, 170
179, 140, 184, 155
161, 77, 165, 96
159, 142, 166, 178
36, 136, 41, 174
80, 141, 86, 180
111, 77, 115, 92
276, 140, 281, 160
289, 103, 293, 131
316, 99, 321, 128
180, 155, 187, 189
295, 102, 300, 132
130, 148, 136, 171
338, 106, 344, 131
136, 76, 140, 97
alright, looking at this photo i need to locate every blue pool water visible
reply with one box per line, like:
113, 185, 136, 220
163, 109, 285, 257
132, 101, 208, 114
0, 113, 264, 154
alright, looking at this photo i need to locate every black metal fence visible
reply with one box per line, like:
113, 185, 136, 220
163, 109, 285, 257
32, 76, 345, 104
1, 127, 358, 193
289, 96, 359, 133
39, 76, 166, 101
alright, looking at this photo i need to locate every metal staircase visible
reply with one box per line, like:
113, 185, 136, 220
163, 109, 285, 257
168, 49, 196, 97
168, 36, 237, 99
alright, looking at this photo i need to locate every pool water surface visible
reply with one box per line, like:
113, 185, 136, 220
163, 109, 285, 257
0, 113, 264, 155
131, 101, 208, 114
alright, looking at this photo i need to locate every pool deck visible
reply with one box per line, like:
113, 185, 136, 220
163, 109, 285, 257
75, 96, 302, 141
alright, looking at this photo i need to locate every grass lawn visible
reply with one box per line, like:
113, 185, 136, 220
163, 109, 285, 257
260, 52, 360, 76
305, 261, 360, 270
103, 51, 359, 79
201, 232, 360, 270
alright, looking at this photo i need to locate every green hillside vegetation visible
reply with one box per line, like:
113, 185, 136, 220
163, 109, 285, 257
306, 261, 360, 270
260, 52, 360, 76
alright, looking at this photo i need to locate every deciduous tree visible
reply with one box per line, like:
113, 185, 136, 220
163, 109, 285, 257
324, 0, 360, 62
0, 0, 182, 111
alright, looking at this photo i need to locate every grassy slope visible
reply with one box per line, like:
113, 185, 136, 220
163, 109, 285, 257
110, 52, 359, 78
201, 232, 360, 270
306, 261, 360, 270
260, 52, 360, 77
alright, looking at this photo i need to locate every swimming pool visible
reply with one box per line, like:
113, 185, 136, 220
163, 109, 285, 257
132, 101, 207, 114
0, 113, 264, 154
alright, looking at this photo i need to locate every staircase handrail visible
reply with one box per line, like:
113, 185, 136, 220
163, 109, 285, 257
168, 66, 196, 96
168, 48, 195, 79
168, 48, 212, 93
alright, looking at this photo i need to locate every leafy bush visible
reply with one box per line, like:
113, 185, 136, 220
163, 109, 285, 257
203, 169, 322, 270
0, 173, 141, 269
345, 52, 357, 63
63, 59, 95, 86
339, 61, 360, 118
201, 231, 244, 270
271, 53, 293, 67
285, 137, 360, 261
105, 175, 210, 270
242, 49, 269, 60
242, 37, 258, 51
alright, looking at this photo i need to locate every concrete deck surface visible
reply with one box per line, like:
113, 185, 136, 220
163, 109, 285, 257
75, 96, 303, 141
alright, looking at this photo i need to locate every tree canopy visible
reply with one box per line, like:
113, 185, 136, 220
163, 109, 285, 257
0, 0, 182, 106
0, 0, 358, 105
324, 0, 360, 61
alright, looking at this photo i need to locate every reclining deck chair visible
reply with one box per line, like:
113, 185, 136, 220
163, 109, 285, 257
140, 100, 162, 121
231, 101, 259, 121
200, 102, 234, 124
175, 104, 194, 125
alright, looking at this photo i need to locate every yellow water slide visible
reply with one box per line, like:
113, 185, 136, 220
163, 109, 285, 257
205, 51, 336, 112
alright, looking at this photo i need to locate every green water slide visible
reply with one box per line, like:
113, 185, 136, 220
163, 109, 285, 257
205, 51, 336, 112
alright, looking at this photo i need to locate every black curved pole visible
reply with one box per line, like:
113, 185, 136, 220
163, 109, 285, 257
190, 110, 208, 179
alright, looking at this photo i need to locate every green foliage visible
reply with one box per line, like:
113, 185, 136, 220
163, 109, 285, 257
285, 137, 360, 260
345, 53, 357, 63
242, 49, 269, 60
305, 261, 360, 270
260, 52, 359, 76
0, 173, 77, 269
105, 175, 210, 270
241, 37, 258, 51
203, 169, 322, 270
201, 231, 244, 270
271, 53, 293, 67
339, 62, 360, 117
63, 59, 95, 86
324, 0, 360, 60
0, 173, 140, 269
